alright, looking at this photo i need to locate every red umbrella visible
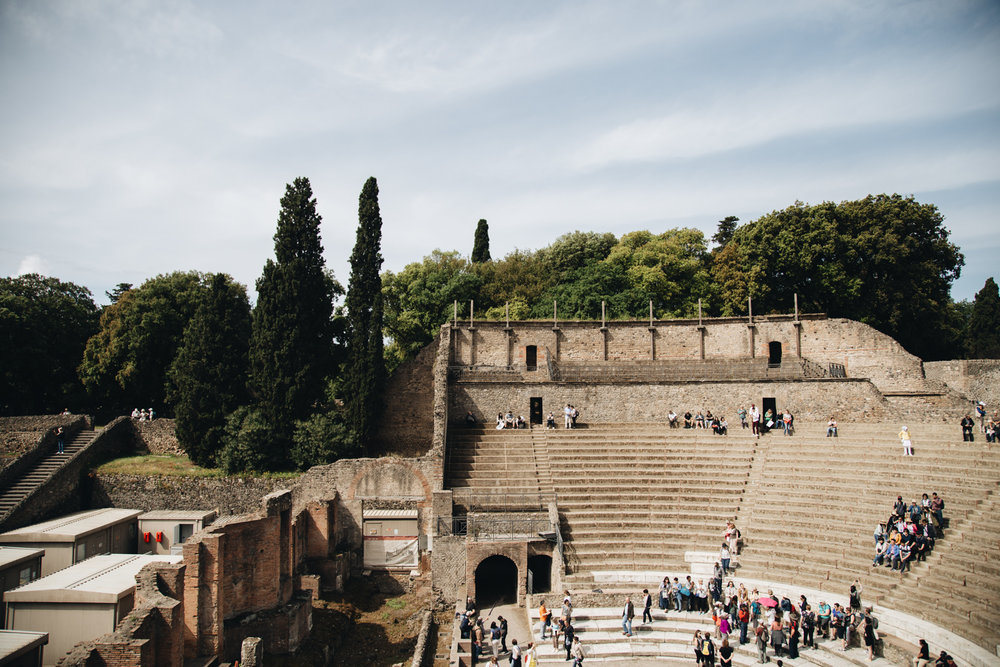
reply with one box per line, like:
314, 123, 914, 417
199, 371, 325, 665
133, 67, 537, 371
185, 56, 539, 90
757, 597, 778, 608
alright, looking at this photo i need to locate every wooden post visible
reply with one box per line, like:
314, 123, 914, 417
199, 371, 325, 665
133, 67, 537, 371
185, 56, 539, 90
470, 300, 474, 328
601, 301, 606, 328
698, 298, 703, 326
453, 300, 457, 327
553, 300, 558, 328
748, 296, 753, 323
649, 300, 653, 327
794, 293, 799, 321
505, 302, 509, 328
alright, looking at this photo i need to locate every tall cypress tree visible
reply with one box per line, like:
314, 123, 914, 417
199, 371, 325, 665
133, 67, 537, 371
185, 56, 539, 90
968, 277, 1000, 358
168, 273, 251, 467
346, 177, 386, 453
249, 177, 335, 465
471, 218, 491, 263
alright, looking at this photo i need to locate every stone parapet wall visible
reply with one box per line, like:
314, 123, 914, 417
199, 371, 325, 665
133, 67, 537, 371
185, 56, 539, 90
87, 473, 287, 516
0, 414, 84, 465
133, 418, 183, 455
446, 316, 927, 395
450, 378, 892, 424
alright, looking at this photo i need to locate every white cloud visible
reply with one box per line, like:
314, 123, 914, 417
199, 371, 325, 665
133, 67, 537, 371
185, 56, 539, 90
17, 254, 48, 276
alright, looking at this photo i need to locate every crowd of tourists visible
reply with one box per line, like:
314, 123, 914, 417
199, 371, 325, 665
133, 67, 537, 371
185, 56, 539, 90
492, 410, 528, 430
458, 591, 586, 666
871, 493, 945, 572
130, 407, 156, 421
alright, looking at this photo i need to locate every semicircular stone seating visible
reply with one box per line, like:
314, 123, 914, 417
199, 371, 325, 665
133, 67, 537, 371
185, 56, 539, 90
447, 421, 1000, 666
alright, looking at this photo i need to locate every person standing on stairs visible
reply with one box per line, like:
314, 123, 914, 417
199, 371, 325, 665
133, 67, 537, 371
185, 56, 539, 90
642, 588, 653, 623
56, 427, 64, 454
898, 426, 914, 456
621, 595, 634, 636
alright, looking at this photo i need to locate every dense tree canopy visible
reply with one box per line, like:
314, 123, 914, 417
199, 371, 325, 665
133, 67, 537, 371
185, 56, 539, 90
0, 274, 99, 415
967, 277, 1000, 358
167, 273, 251, 467
248, 177, 338, 462
382, 250, 481, 367
712, 195, 964, 359
79, 271, 207, 416
345, 177, 386, 452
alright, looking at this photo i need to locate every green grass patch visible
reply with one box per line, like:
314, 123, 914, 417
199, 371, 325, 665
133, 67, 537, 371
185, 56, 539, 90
93, 454, 301, 480
385, 598, 406, 610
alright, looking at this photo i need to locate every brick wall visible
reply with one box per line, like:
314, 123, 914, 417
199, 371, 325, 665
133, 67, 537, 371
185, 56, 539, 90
57, 561, 186, 667
374, 339, 439, 456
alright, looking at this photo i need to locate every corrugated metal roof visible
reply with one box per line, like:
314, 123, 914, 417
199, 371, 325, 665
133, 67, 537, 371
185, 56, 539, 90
363, 509, 418, 519
0, 630, 48, 660
4, 553, 182, 604
0, 546, 44, 569
0, 509, 142, 543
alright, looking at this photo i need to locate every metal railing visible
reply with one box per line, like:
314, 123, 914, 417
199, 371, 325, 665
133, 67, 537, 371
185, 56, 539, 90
437, 516, 557, 541
829, 363, 846, 378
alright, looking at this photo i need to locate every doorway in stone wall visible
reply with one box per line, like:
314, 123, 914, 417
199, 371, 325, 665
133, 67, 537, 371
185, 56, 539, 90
526, 345, 538, 371
768, 341, 782, 367
527, 555, 552, 594
530, 397, 543, 424
475, 555, 518, 606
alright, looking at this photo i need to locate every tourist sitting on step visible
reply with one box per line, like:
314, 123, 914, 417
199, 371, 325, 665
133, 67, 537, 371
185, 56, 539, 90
986, 418, 996, 443
695, 411, 706, 428
668, 410, 679, 428
684, 411, 693, 428
705, 409, 714, 426
465, 411, 477, 426
496, 413, 505, 429
545, 412, 556, 429
504, 410, 515, 428
827, 416, 838, 437
516, 415, 526, 429
872, 537, 887, 566
762, 408, 774, 432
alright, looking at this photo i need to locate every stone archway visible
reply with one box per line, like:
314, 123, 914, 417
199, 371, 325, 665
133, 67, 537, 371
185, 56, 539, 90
474, 554, 518, 607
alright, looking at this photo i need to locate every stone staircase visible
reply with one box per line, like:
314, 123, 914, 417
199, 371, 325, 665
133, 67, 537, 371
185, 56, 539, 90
733, 423, 1000, 654
526, 606, 899, 667
543, 426, 756, 579
446, 428, 549, 509
445, 422, 1000, 658
0, 428, 98, 518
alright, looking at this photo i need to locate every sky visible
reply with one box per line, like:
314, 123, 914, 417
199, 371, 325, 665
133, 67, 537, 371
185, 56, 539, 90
1, 0, 998, 306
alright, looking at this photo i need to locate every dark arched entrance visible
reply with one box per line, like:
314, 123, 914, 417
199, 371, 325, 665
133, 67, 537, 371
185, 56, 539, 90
527, 555, 551, 594
475, 555, 518, 606
768, 341, 782, 366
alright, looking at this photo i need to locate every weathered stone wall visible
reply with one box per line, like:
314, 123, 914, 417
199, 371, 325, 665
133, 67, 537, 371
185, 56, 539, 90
430, 535, 468, 602
87, 474, 287, 516
447, 316, 926, 393
292, 456, 441, 570
132, 418, 183, 455
451, 378, 891, 424
2, 416, 135, 531
374, 339, 439, 457
0, 414, 82, 461
925, 359, 1000, 413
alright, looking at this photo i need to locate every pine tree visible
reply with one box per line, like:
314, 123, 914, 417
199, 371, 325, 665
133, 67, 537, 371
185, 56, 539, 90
968, 277, 1000, 358
345, 177, 386, 453
472, 218, 491, 263
248, 177, 336, 466
168, 273, 251, 467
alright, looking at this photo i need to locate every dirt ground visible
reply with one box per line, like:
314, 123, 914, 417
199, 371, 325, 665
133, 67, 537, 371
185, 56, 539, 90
271, 571, 441, 667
